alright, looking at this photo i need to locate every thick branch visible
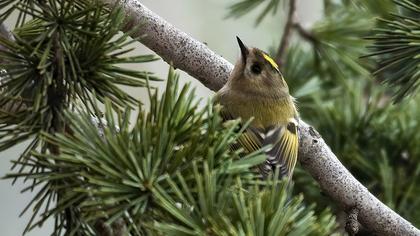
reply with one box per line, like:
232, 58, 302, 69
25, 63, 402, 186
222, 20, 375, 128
298, 122, 419, 236
102, 1, 420, 235
275, 0, 297, 67
103, 0, 232, 91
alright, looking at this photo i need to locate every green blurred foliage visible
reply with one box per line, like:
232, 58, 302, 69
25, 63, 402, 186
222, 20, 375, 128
0, 0, 159, 176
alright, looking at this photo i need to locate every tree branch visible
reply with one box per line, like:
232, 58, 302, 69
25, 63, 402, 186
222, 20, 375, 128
293, 22, 317, 45
103, 0, 232, 92
275, 0, 297, 67
100, 1, 420, 235
346, 207, 360, 235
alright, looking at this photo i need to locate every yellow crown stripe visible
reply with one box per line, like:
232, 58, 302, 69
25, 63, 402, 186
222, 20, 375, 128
262, 53, 279, 71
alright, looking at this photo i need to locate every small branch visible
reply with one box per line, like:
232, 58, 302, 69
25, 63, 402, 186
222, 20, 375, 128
101, 1, 420, 235
323, 0, 333, 15
293, 23, 317, 45
346, 208, 360, 236
292, 23, 321, 67
94, 219, 113, 236
274, 2, 318, 70
94, 218, 127, 236
275, 0, 297, 67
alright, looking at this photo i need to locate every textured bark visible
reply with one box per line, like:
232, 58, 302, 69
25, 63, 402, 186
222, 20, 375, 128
103, 0, 232, 92
298, 121, 419, 235
100, 1, 420, 235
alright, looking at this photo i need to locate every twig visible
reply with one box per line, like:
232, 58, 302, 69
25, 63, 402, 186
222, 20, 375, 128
275, 0, 297, 67
273, 2, 318, 70
292, 22, 320, 67
293, 22, 317, 45
94, 218, 126, 236
346, 207, 360, 236
94, 219, 113, 236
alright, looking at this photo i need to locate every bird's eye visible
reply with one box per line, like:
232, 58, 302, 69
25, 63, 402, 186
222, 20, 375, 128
250, 64, 262, 74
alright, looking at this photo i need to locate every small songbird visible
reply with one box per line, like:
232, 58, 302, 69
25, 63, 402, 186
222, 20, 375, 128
215, 37, 299, 180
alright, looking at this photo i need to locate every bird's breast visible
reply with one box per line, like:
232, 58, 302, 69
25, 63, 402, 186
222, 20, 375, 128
220, 91, 296, 128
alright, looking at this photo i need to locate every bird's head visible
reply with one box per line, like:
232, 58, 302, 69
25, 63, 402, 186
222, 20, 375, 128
228, 37, 289, 98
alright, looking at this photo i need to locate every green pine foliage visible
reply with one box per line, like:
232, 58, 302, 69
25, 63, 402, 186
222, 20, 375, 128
6, 68, 338, 235
226, 0, 284, 26
364, 0, 420, 102
310, 6, 373, 80
0, 0, 159, 171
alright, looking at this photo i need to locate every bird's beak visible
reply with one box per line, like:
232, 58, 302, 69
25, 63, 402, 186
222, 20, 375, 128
236, 36, 249, 62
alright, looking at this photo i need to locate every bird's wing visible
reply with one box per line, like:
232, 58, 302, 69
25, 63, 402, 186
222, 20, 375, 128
257, 121, 299, 179
219, 106, 299, 179
218, 106, 262, 151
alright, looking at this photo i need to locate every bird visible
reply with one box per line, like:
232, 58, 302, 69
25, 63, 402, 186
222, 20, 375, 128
214, 37, 299, 180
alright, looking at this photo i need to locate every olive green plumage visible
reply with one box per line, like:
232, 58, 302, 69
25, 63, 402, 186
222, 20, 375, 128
214, 37, 299, 179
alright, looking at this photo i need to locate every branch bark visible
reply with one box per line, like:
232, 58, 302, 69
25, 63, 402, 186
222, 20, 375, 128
293, 22, 318, 45
103, 0, 232, 92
